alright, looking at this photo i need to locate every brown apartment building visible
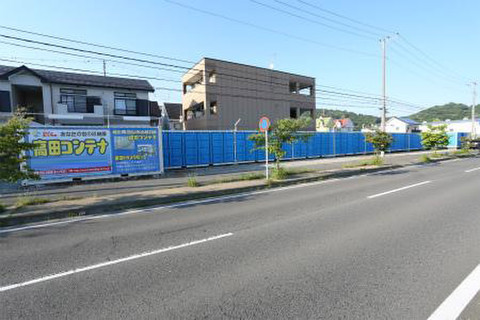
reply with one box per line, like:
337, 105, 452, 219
182, 58, 316, 130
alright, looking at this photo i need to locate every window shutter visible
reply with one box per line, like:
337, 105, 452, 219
0, 91, 11, 112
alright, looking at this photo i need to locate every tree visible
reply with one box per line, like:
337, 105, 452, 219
364, 130, 393, 157
249, 115, 312, 176
0, 112, 39, 183
421, 124, 449, 154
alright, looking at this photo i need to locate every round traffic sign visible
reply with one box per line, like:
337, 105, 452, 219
259, 116, 271, 132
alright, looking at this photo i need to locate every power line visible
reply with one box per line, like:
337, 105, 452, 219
396, 33, 472, 83
0, 24, 196, 65
163, 0, 379, 58
250, 0, 378, 40
296, 0, 395, 34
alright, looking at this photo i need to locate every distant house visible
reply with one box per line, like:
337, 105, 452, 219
163, 102, 183, 130
0, 64, 159, 126
334, 118, 354, 132
316, 116, 334, 132
419, 119, 480, 134
385, 117, 419, 133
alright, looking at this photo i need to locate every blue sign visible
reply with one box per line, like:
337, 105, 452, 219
111, 128, 160, 175
27, 127, 113, 180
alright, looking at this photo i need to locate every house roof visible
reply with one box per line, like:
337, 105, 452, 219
0, 64, 154, 92
164, 103, 182, 119
390, 117, 419, 125
335, 118, 354, 128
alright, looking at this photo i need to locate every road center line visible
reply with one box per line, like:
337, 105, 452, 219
428, 263, 480, 320
0, 232, 233, 293
367, 181, 432, 199
465, 167, 480, 173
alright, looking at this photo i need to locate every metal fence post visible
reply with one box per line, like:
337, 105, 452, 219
157, 127, 164, 175
333, 131, 336, 157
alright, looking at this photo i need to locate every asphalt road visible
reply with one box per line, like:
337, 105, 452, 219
1, 156, 480, 319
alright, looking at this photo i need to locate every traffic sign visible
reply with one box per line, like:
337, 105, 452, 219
259, 116, 271, 132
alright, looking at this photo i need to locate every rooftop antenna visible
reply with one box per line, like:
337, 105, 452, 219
269, 53, 276, 70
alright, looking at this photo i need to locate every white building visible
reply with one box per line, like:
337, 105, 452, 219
385, 117, 419, 133
419, 119, 480, 134
0, 64, 160, 126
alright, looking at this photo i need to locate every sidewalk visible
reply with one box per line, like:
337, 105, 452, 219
1, 150, 438, 206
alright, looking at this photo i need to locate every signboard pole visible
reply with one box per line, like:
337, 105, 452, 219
265, 130, 269, 180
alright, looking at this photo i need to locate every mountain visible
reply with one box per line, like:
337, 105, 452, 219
316, 109, 380, 130
409, 103, 480, 122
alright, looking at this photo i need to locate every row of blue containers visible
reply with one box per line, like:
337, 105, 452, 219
162, 131, 427, 169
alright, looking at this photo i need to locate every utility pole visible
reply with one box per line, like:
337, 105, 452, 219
103, 60, 107, 77
472, 81, 477, 138
380, 37, 390, 132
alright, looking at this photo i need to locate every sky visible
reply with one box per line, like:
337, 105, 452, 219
0, 0, 479, 117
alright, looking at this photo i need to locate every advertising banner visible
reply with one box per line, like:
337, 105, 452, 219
111, 128, 160, 175
27, 127, 113, 180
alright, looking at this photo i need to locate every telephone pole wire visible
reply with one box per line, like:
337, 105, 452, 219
472, 81, 477, 138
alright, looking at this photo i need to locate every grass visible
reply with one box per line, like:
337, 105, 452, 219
14, 196, 52, 208
452, 149, 471, 156
186, 175, 199, 188
271, 167, 288, 180
218, 172, 265, 183
0, 202, 5, 214
420, 154, 432, 163
343, 156, 384, 168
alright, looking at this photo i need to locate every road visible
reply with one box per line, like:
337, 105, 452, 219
1, 157, 480, 319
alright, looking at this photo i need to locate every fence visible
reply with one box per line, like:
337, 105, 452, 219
24, 128, 468, 182
162, 131, 426, 169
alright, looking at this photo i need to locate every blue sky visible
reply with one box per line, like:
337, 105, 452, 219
0, 0, 478, 117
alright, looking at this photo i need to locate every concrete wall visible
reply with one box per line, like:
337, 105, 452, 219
182, 58, 316, 130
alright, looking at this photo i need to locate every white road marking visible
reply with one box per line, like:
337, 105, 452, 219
0, 177, 349, 234
428, 263, 480, 320
465, 167, 480, 173
0, 232, 233, 293
367, 181, 432, 199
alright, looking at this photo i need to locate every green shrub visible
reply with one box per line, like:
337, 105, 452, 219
271, 167, 288, 180
0, 202, 5, 213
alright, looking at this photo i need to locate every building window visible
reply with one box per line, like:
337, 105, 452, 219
114, 92, 137, 115
60, 89, 87, 113
0, 90, 11, 112
290, 107, 298, 119
208, 70, 216, 83
289, 82, 297, 94
210, 101, 218, 115
298, 84, 313, 96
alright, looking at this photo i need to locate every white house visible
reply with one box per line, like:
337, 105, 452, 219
0, 64, 160, 126
385, 117, 419, 133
